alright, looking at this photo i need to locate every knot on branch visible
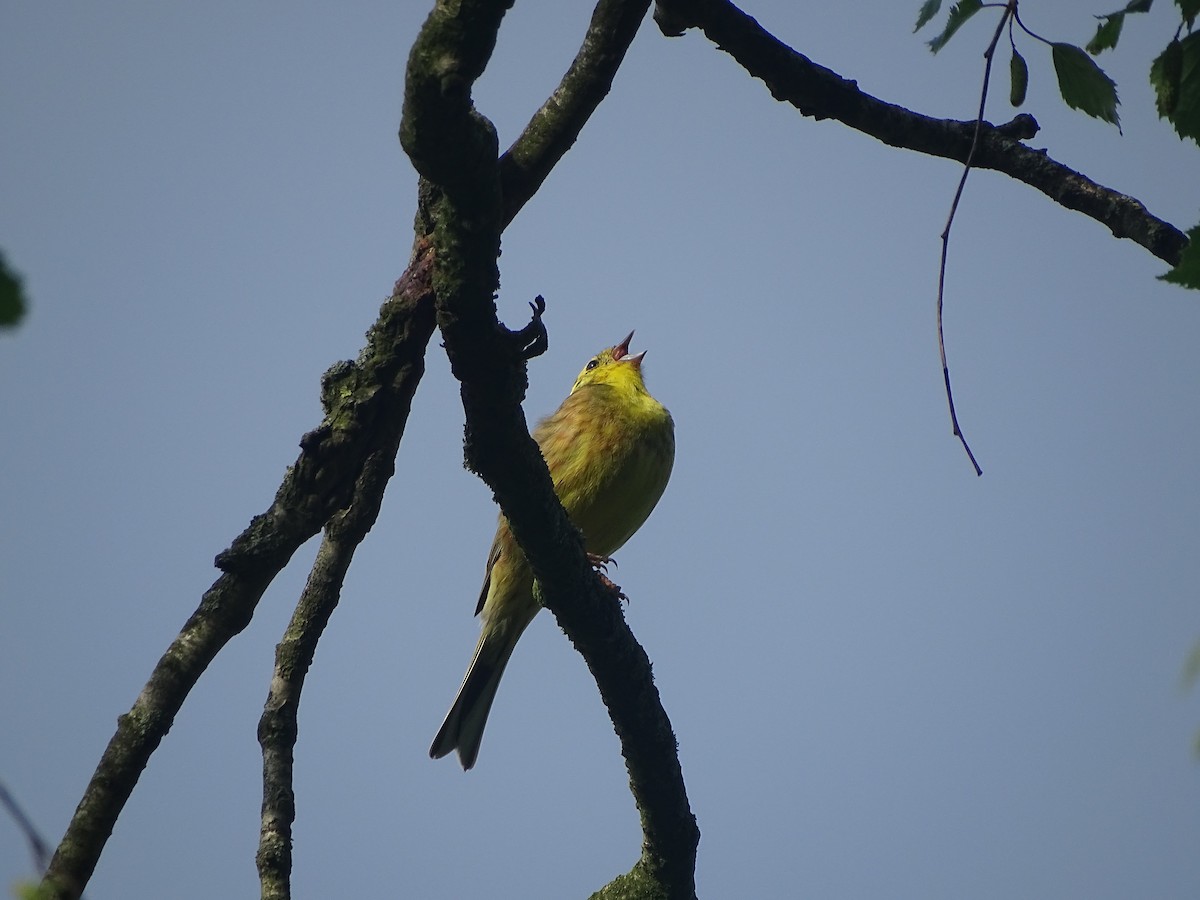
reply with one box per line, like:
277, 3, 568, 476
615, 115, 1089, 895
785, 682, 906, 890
653, 1, 695, 37
319, 360, 359, 414
994, 113, 1039, 141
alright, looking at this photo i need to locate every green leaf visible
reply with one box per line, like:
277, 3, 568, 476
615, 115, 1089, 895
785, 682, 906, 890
927, 0, 982, 53
1173, 33, 1200, 143
1184, 639, 1200, 687
1051, 42, 1121, 127
1009, 46, 1029, 106
1176, 0, 1200, 28
1159, 222, 1200, 290
1151, 33, 1200, 143
1151, 38, 1185, 117
1086, 14, 1124, 55
0, 250, 27, 329
1086, 2, 1152, 55
914, 0, 943, 32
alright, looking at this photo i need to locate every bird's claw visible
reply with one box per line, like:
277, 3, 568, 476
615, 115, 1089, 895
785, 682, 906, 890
598, 572, 628, 604
512, 295, 548, 360
587, 553, 627, 603
586, 552, 618, 573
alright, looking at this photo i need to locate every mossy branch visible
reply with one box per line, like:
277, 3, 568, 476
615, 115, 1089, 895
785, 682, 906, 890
256, 392, 413, 899
38, 248, 438, 900
499, 0, 653, 226
43, 0, 685, 896
403, 2, 698, 897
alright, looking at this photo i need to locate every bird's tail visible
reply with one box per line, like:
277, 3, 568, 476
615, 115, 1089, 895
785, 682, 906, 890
429, 625, 522, 770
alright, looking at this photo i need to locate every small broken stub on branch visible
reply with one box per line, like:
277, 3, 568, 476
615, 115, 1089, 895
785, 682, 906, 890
512, 295, 548, 360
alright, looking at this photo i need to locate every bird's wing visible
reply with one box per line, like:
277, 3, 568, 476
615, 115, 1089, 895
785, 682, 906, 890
474, 530, 504, 617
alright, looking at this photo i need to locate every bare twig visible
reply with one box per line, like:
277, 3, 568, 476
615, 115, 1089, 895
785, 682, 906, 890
0, 781, 52, 876
934, 4, 1015, 476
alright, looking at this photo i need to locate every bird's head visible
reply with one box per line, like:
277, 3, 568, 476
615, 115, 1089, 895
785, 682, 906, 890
569, 331, 648, 395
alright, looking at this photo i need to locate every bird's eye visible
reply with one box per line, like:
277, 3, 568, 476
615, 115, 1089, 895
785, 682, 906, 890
585, 359, 599, 371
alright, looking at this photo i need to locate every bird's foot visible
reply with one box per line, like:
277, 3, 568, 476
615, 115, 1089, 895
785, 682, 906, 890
586, 552, 618, 572
587, 553, 627, 603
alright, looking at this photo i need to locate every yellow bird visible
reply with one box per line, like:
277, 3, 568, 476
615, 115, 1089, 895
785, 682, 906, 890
430, 331, 675, 769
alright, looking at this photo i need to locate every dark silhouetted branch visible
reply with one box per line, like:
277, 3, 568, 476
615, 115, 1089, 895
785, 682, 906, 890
499, 0, 652, 225
1, 781, 52, 877
653, 0, 1187, 265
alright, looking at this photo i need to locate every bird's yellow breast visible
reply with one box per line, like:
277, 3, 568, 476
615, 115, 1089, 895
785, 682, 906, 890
533, 379, 674, 557
476, 340, 674, 626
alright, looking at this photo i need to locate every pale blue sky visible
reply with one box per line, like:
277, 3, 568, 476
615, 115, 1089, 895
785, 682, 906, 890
2, 3, 1198, 898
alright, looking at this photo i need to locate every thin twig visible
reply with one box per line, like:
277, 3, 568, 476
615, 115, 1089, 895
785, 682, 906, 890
935, 3, 1014, 476
1010, 4, 1054, 46
0, 781, 52, 876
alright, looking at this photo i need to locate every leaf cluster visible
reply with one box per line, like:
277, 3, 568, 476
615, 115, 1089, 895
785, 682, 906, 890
917, 0, 1197, 136
916, 0, 1200, 287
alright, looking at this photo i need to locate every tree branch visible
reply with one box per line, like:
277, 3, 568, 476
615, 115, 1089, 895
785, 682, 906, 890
653, 0, 1188, 266
403, 2, 698, 897
256, 409, 409, 899
39, 247, 437, 900
499, 0, 652, 226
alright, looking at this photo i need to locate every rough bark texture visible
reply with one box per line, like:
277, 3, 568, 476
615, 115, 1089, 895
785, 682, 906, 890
403, 2, 699, 897
39, 247, 437, 900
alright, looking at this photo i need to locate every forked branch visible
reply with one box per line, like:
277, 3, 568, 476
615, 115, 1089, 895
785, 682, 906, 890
403, 1, 699, 897
499, 0, 653, 225
39, 245, 438, 900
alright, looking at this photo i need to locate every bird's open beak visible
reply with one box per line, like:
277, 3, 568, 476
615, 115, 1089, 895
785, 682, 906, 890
613, 330, 645, 366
